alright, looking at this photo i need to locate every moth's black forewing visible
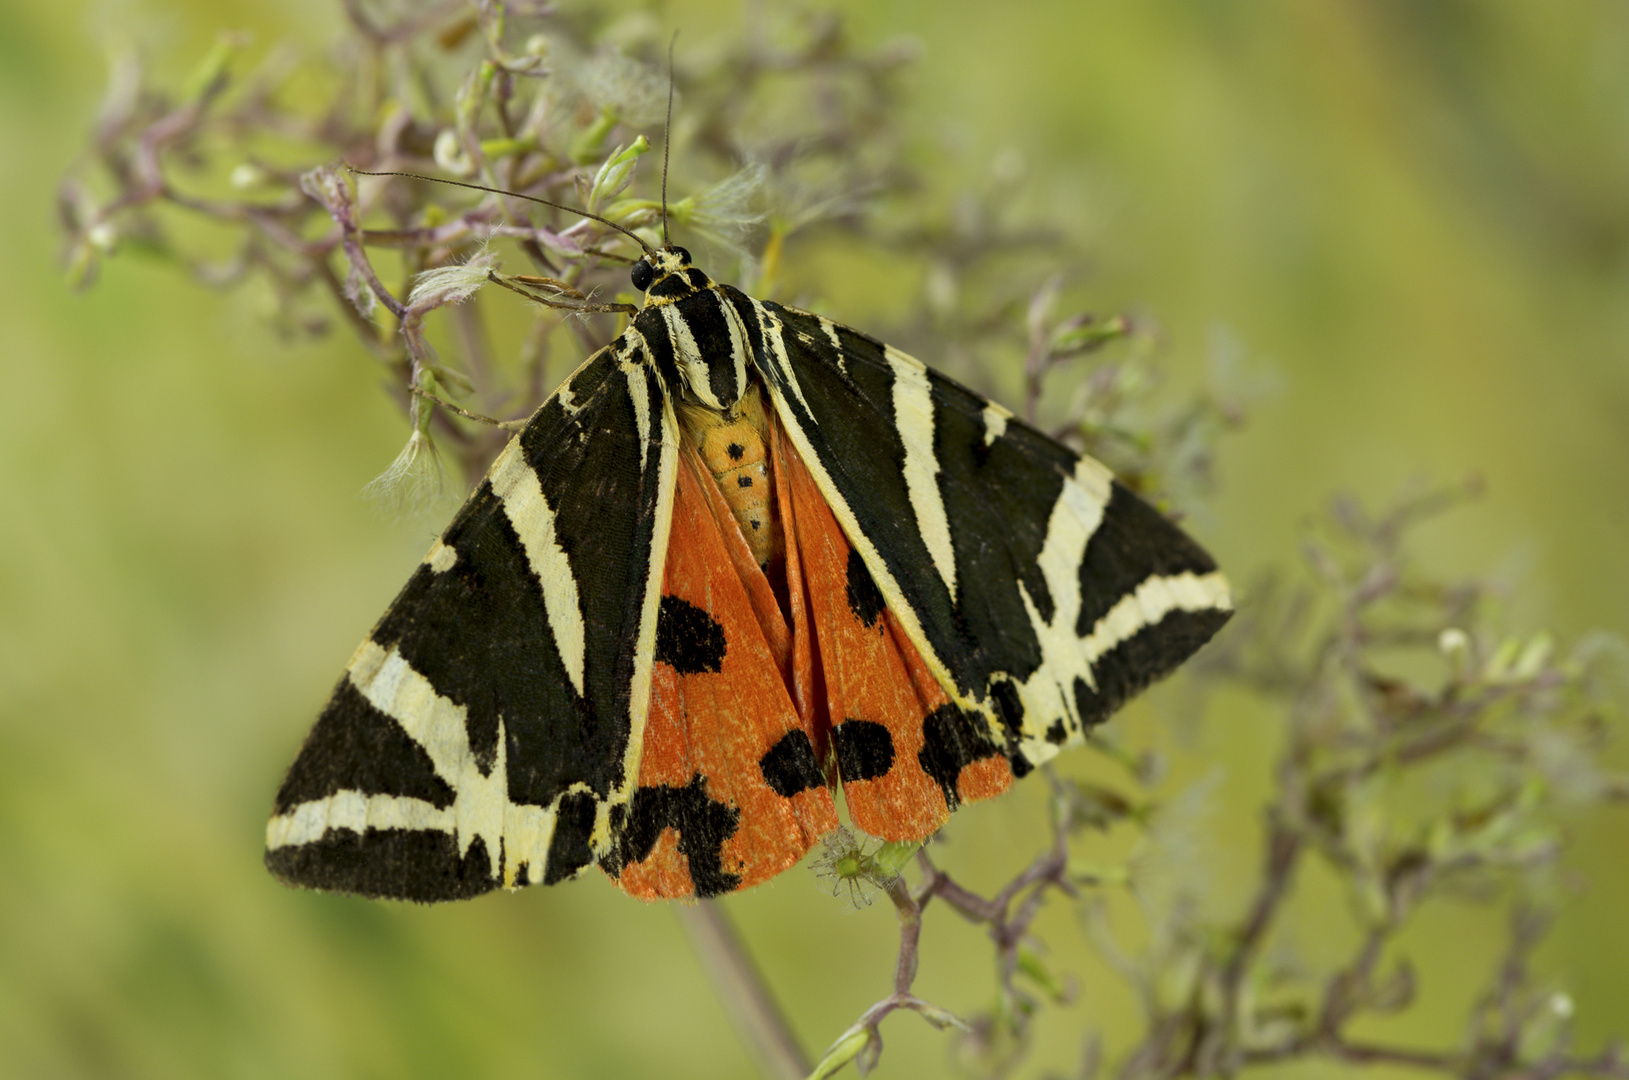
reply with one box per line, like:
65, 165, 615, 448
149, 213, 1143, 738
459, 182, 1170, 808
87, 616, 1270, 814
267, 348, 673, 900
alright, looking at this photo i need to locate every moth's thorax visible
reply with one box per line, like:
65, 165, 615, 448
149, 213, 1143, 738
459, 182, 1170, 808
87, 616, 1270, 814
636, 247, 711, 304
631, 247, 750, 413
675, 385, 783, 571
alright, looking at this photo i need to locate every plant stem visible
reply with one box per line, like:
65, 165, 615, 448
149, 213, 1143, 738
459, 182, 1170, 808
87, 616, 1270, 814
675, 899, 810, 1080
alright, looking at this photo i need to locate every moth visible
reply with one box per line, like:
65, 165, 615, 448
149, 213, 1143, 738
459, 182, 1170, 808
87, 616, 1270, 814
265, 200, 1232, 902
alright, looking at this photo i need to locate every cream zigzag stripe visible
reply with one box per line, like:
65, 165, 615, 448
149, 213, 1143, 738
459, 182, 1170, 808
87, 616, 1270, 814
489, 441, 587, 697
885, 345, 958, 602
1081, 570, 1233, 668
265, 642, 560, 886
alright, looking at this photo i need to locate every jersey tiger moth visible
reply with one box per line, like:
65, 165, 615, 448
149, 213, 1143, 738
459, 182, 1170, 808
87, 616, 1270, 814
265, 232, 1233, 902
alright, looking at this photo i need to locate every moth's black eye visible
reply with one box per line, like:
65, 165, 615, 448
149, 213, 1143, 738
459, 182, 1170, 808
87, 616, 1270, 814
631, 260, 655, 292
671, 246, 691, 265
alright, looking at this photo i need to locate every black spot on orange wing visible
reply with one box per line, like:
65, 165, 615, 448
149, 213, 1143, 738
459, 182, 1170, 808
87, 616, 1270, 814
918, 704, 1006, 810
726, 442, 745, 461
617, 776, 743, 897
759, 729, 826, 797
656, 595, 726, 675
844, 547, 885, 629
832, 720, 896, 782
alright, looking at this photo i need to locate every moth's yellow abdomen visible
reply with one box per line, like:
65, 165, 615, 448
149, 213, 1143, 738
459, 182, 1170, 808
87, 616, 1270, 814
675, 386, 782, 569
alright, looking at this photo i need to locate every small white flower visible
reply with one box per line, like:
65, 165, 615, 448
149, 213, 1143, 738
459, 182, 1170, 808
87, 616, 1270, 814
230, 163, 266, 189
86, 222, 118, 252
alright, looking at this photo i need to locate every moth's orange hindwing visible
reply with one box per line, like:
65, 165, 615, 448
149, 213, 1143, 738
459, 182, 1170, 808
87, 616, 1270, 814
772, 418, 1013, 840
608, 432, 838, 899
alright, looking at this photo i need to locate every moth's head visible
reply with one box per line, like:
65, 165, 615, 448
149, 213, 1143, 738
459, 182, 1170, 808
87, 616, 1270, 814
631, 245, 709, 302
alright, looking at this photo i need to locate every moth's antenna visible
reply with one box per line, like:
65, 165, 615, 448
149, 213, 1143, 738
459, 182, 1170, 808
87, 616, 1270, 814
661, 32, 677, 247
348, 167, 656, 258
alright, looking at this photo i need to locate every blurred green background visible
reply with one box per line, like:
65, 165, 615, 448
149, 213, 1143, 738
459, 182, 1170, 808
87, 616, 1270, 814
4, 1, 1627, 1078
